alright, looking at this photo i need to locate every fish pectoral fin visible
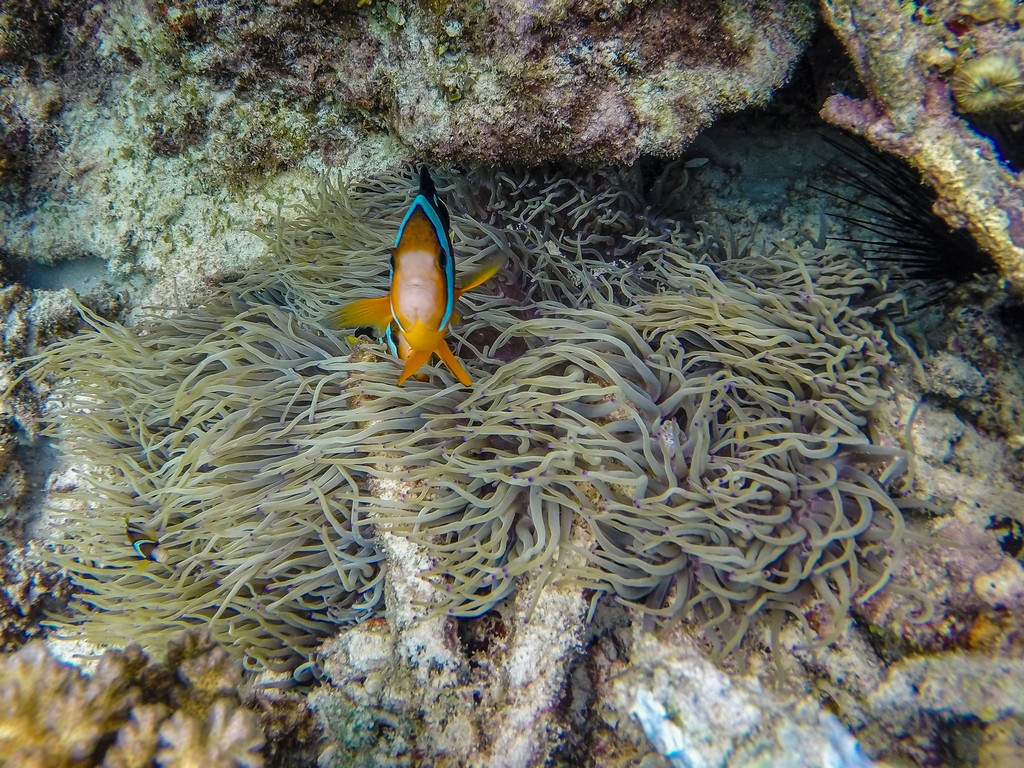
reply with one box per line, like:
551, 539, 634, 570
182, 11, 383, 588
397, 349, 434, 386
436, 339, 473, 387
454, 255, 505, 298
326, 296, 392, 332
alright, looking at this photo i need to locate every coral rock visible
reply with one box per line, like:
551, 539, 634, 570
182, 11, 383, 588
820, 0, 1024, 295
368, 0, 817, 163
0, 0, 815, 284
869, 652, 1024, 724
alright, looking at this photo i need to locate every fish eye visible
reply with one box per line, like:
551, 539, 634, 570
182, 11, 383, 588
437, 247, 448, 272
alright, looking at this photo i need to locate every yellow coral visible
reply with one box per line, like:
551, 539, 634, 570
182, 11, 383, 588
156, 701, 265, 768
0, 632, 273, 768
952, 52, 1024, 115
104, 704, 169, 768
166, 630, 243, 718
978, 717, 1024, 768
955, 0, 1019, 23
0, 642, 136, 767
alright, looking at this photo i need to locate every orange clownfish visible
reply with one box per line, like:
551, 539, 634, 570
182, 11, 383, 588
327, 166, 502, 386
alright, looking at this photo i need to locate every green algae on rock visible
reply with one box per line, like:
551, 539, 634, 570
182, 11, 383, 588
26, 164, 911, 672
0, 0, 816, 288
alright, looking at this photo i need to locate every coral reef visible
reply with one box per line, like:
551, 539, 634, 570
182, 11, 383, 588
352, 0, 815, 163
1, 281, 36, 538
11, 151, 1024, 763
767, 272, 1024, 764
0, 413, 28, 537
850, 285, 1024, 659
0, 548, 72, 651
765, 607, 1024, 766
0, 0, 814, 300
0, 629, 287, 768
9, 0, 816, 164
599, 627, 874, 768
0, 1, 76, 62
2, 1, 1023, 764
819, 0, 1024, 295
22, 160, 913, 760
311, 540, 590, 767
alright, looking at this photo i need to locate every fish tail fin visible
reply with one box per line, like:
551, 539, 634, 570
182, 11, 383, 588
397, 348, 433, 386
436, 339, 473, 386
455, 256, 505, 298
326, 296, 392, 332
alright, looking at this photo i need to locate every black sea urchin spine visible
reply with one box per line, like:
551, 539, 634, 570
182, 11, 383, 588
812, 133, 995, 309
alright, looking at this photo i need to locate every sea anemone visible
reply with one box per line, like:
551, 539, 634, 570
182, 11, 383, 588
34, 296, 389, 673
24, 163, 910, 670
380, 235, 908, 653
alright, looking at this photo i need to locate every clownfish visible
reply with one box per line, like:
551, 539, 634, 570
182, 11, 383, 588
125, 519, 168, 565
327, 166, 502, 386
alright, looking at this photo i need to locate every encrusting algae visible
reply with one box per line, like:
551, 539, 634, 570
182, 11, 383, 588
18, 163, 913, 675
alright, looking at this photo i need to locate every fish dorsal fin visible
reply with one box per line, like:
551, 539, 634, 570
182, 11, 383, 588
397, 167, 456, 329
419, 165, 451, 233
402, 167, 451, 252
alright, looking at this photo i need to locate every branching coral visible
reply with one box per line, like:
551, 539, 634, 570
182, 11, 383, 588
0, 630, 269, 768
24, 162, 910, 670
156, 701, 265, 768
0, 642, 139, 767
